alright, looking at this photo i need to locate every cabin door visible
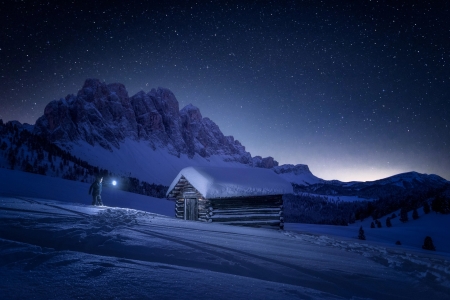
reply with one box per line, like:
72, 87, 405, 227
184, 198, 198, 221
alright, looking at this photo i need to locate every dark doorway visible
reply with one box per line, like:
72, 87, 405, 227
184, 198, 198, 220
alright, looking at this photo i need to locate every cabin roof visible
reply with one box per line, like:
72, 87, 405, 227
166, 166, 293, 199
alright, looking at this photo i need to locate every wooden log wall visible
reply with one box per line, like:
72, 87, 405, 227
197, 195, 284, 229
169, 177, 285, 229
170, 176, 201, 220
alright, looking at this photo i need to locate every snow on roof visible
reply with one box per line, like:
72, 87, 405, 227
166, 166, 294, 198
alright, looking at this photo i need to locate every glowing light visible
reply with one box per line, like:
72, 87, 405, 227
112, 180, 117, 186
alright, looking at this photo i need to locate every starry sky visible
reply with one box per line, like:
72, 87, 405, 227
1, 0, 449, 182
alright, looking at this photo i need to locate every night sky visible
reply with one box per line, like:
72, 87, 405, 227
1, 0, 449, 181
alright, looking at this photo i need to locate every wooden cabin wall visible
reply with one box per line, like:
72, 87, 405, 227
197, 195, 284, 229
172, 178, 203, 220
170, 176, 285, 229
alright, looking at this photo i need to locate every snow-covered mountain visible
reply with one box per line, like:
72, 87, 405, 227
294, 171, 449, 199
273, 164, 322, 185
3, 78, 449, 193
354, 171, 448, 188
32, 79, 287, 185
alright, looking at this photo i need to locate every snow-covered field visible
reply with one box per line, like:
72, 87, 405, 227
286, 211, 450, 254
1, 168, 449, 299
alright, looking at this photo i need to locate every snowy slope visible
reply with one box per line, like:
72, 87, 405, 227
286, 209, 450, 255
66, 138, 325, 188
67, 138, 253, 186
0, 168, 174, 216
1, 169, 450, 299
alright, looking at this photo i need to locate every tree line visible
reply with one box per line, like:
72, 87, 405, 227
0, 120, 167, 198
283, 183, 450, 226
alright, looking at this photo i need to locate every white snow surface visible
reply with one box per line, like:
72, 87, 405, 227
1, 168, 450, 299
167, 166, 294, 198
0, 168, 174, 217
66, 139, 257, 186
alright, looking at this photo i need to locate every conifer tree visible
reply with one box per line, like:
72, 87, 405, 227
349, 212, 356, 224
399, 207, 408, 223
423, 201, 431, 214
386, 217, 392, 227
412, 208, 419, 220
432, 195, 450, 214
422, 236, 436, 251
7, 148, 16, 169
376, 219, 382, 228
445, 198, 450, 214
358, 226, 366, 240
432, 195, 442, 213
370, 221, 375, 228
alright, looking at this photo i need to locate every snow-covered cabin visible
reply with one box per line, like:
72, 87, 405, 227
166, 166, 293, 229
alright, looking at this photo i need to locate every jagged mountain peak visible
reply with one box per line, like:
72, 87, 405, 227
31, 79, 281, 184
180, 104, 203, 122
273, 164, 322, 185
273, 164, 312, 175
77, 78, 129, 105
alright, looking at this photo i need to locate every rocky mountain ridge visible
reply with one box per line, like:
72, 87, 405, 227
33, 79, 273, 168
6, 79, 448, 192
293, 171, 449, 199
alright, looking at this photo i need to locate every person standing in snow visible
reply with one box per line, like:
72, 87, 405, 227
89, 176, 104, 206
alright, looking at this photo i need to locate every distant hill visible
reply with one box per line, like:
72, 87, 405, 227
285, 173, 449, 225
293, 171, 449, 199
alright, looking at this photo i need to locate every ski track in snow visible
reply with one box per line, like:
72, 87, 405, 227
0, 197, 344, 299
282, 230, 450, 289
1, 196, 450, 299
